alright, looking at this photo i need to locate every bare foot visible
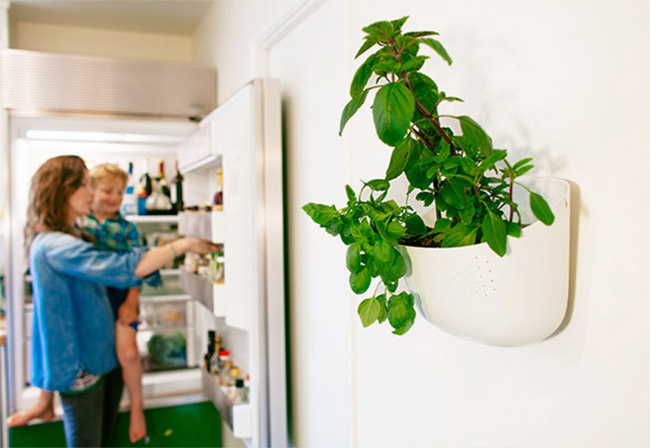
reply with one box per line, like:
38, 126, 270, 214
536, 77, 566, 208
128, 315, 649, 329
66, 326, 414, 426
129, 406, 147, 443
7, 405, 55, 427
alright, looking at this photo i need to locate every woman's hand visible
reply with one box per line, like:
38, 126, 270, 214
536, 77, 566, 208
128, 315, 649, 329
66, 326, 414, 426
185, 238, 221, 255
135, 238, 221, 278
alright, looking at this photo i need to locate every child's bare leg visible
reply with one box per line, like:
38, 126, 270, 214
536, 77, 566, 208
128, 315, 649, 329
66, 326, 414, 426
7, 389, 55, 427
116, 323, 146, 443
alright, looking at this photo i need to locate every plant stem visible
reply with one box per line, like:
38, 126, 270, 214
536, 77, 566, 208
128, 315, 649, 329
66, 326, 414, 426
391, 42, 455, 154
403, 75, 455, 151
508, 174, 514, 221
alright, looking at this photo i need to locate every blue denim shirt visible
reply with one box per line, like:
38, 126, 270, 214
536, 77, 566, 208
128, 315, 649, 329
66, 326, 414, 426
29, 231, 148, 391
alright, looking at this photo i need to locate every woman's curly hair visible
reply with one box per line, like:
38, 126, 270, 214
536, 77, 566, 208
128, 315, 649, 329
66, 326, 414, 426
24, 155, 90, 252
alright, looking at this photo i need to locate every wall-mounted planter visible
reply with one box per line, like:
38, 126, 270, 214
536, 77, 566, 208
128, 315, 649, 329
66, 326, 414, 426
401, 178, 571, 347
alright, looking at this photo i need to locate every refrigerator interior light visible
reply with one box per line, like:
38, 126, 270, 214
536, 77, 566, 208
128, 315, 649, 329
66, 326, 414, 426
24, 130, 185, 144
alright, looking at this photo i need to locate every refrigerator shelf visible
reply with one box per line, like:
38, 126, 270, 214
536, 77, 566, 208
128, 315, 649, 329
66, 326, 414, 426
179, 267, 226, 317
201, 368, 252, 439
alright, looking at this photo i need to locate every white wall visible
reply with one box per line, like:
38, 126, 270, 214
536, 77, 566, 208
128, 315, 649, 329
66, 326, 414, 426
193, 0, 295, 102
267, 1, 351, 447
11, 21, 193, 62
347, 0, 650, 446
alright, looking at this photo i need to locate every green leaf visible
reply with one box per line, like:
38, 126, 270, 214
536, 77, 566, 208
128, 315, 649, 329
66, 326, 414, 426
441, 223, 477, 247
366, 179, 390, 191
349, 268, 371, 294
383, 250, 406, 281
420, 38, 453, 65
372, 82, 415, 146
386, 138, 412, 180
433, 218, 451, 233
386, 221, 405, 239
400, 55, 428, 72
481, 212, 507, 257
480, 149, 508, 170
415, 191, 435, 207
358, 297, 383, 327
404, 31, 439, 38
391, 16, 409, 32
512, 157, 533, 170
530, 192, 555, 225
303, 203, 338, 226
516, 165, 534, 176
345, 185, 356, 202
339, 89, 370, 135
440, 180, 467, 210
387, 292, 416, 335
458, 116, 493, 157
351, 53, 379, 97
507, 221, 522, 238
346, 243, 363, 273
373, 240, 394, 268
355, 36, 379, 59
362, 20, 393, 41
375, 294, 388, 323
459, 203, 476, 222
406, 214, 427, 235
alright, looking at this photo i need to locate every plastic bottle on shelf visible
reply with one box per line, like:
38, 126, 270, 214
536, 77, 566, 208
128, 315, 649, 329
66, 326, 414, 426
121, 161, 137, 216
213, 168, 223, 211
137, 158, 152, 215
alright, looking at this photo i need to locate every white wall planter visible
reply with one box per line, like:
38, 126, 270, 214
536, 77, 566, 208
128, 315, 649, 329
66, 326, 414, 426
402, 178, 571, 347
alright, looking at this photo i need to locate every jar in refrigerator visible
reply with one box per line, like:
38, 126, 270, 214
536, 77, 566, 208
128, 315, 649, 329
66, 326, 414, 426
209, 252, 225, 284
184, 252, 200, 273
231, 379, 247, 405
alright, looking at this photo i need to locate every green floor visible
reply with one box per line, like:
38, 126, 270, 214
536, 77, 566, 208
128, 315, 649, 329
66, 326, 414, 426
9, 401, 221, 447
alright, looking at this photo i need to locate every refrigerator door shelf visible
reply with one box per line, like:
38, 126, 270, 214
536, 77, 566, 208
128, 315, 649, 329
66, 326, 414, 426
178, 210, 225, 242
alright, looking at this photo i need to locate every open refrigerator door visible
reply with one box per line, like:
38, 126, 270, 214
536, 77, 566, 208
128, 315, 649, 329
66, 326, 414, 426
176, 78, 287, 447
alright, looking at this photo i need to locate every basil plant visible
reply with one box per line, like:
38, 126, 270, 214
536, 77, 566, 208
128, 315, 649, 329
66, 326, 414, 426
303, 16, 554, 335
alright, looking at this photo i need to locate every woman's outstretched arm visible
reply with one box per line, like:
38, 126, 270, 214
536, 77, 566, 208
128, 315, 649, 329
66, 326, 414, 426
134, 238, 220, 278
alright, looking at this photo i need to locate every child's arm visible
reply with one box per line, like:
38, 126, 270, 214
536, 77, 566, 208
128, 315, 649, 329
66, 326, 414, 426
117, 287, 140, 325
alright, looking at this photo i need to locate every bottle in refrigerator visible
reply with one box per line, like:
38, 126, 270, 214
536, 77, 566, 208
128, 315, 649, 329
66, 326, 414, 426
157, 159, 172, 200
172, 158, 184, 212
213, 168, 223, 211
121, 161, 137, 215
218, 360, 234, 387
214, 349, 230, 377
205, 330, 216, 372
137, 158, 152, 215
146, 171, 173, 213
209, 336, 222, 373
231, 378, 248, 405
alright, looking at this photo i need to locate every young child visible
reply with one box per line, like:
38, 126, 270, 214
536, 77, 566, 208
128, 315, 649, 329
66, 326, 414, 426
83, 163, 155, 443
8, 163, 154, 443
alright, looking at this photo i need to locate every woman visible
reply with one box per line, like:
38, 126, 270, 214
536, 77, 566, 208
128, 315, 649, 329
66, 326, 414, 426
24, 155, 218, 446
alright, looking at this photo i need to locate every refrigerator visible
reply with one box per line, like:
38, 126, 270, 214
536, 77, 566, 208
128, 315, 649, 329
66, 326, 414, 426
3, 78, 287, 447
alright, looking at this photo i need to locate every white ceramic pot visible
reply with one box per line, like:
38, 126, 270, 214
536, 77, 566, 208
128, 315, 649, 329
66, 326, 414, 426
401, 178, 571, 347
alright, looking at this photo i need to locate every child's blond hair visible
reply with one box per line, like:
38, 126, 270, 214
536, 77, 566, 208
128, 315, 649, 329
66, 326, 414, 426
89, 163, 129, 190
